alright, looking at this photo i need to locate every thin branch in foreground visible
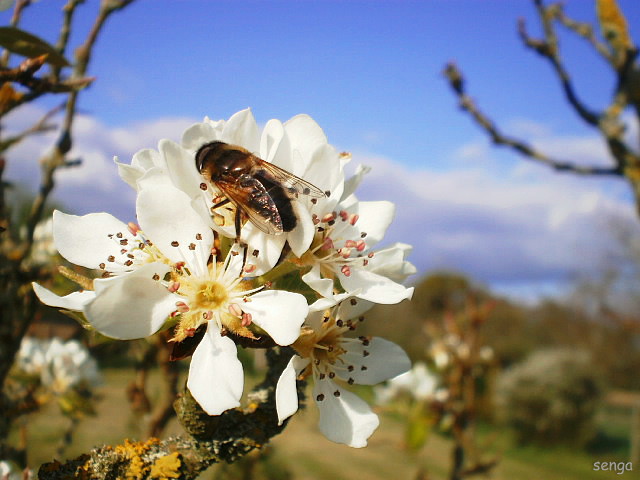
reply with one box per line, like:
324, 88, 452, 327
442, 62, 621, 177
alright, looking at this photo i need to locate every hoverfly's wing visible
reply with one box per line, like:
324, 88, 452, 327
216, 175, 284, 235
256, 161, 326, 199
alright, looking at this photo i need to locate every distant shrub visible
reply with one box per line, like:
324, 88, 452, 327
496, 348, 603, 447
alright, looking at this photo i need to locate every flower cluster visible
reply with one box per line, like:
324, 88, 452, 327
34, 109, 415, 447
9, 336, 102, 420
14, 337, 102, 394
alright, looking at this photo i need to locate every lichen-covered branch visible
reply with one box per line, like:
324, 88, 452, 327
38, 347, 305, 480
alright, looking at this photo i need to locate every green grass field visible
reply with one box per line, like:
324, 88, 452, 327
10, 367, 636, 479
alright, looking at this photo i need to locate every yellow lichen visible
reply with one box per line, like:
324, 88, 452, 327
113, 438, 160, 480
149, 452, 182, 479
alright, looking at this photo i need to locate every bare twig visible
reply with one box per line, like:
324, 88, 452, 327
519, 4, 600, 126
442, 62, 621, 176
0, 103, 62, 154
51, 0, 86, 82
444, 0, 640, 216
24, 0, 135, 261
555, 5, 615, 66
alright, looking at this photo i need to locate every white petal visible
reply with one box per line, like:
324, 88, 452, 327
158, 139, 205, 199
240, 225, 286, 275
260, 119, 285, 164
283, 114, 327, 173
337, 337, 411, 385
188, 325, 243, 415
242, 290, 308, 345
85, 263, 175, 340
367, 243, 417, 282
52, 210, 136, 271
303, 144, 344, 206
32, 283, 95, 311
276, 355, 310, 425
336, 296, 374, 320
302, 264, 335, 299
340, 267, 413, 304
135, 166, 174, 191
354, 201, 395, 249
182, 121, 221, 151
136, 185, 213, 277
222, 108, 259, 154
132, 147, 165, 170
287, 203, 315, 257
115, 157, 143, 189
314, 378, 379, 448
341, 164, 371, 201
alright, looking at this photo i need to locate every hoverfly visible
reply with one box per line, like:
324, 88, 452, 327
195, 141, 326, 239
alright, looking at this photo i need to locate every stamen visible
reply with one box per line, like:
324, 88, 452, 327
241, 312, 252, 327
321, 212, 336, 223
340, 265, 351, 277
228, 303, 242, 317
175, 301, 190, 313
127, 222, 140, 235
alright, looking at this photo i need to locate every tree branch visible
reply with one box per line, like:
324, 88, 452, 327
518, 2, 601, 126
23, 0, 135, 262
442, 62, 621, 176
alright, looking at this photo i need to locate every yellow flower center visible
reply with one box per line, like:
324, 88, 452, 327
194, 281, 228, 310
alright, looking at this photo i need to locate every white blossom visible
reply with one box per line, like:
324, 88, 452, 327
374, 362, 439, 405
33, 184, 308, 415
275, 295, 411, 447
298, 193, 415, 303
14, 337, 101, 394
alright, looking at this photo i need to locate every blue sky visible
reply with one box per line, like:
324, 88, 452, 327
4, 0, 640, 300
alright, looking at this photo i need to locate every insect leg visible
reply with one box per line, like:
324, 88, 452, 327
234, 208, 242, 243
212, 197, 232, 210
